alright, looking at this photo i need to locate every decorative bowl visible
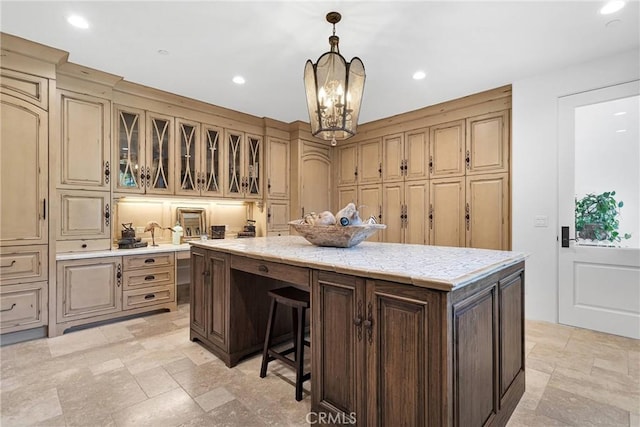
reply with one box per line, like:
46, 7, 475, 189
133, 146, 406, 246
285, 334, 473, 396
288, 220, 387, 248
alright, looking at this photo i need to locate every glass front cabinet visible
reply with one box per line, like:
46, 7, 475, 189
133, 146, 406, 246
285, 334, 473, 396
114, 106, 174, 195
175, 119, 223, 196
225, 130, 262, 199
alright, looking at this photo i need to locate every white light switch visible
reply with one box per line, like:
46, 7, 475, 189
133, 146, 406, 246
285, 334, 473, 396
534, 216, 548, 227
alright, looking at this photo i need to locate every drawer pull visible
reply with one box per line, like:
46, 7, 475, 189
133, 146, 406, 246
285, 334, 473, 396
144, 259, 155, 264
1, 260, 16, 268
258, 264, 269, 273
144, 275, 155, 281
0, 303, 16, 312
144, 294, 156, 300
82, 244, 88, 248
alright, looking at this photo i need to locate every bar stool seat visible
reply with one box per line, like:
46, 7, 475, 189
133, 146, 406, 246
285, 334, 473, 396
259, 286, 311, 401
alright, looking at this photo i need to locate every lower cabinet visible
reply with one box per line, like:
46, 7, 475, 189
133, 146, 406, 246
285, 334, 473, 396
0, 282, 48, 333
56, 257, 122, 323
55, 252, 177, 334
311, 270, 444, 426
190, 246, 229, 352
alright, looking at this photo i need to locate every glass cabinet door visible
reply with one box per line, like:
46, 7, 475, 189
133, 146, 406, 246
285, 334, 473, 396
226, 131, 243, 196
115, 107, 144, 192
176, 120, 199, 195
147, 114, 173, 194
202, 126, 222, 195
247, 135, 262, 198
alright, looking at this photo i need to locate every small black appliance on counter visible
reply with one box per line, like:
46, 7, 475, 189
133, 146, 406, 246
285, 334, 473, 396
118, 223, 148, 249
237, 220, 256, 238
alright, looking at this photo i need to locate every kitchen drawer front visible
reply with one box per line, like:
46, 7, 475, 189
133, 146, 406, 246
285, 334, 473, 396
230, 255, 310, 287
0, 282, 48, 333
123, 286, 175, 310
123, 267, 174, 290
56, 239, 111, 253
0, 245, 47, 285
123, 253, 174, 270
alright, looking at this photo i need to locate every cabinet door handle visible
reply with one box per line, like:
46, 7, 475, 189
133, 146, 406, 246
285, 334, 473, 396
465, 202, 470, 231
1, 260, 16, 268
429, 204, 434, 230
144, 294, 156, 300
378, 163, 382, 177
364, 302, 373, 344
0, 303, 16, 313
117, 264, 122, 287
258, 264, 269, 273
144, 259, 155, 264
429, 156, 433, 174
144, 275, 155, 281
378, 205, 382, 222
355, 300, 363, 341
104, 204, 110, 226
42, 199, 47, 220
267, 178, 271, 193
465, 150, 470, 169
267, 208, 271, 223
139, 168, 145, 188
354, 166, 358, 178
104, 161, 110, 184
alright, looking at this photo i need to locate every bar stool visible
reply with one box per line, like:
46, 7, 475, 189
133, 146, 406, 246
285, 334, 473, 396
259, 286, 311, 401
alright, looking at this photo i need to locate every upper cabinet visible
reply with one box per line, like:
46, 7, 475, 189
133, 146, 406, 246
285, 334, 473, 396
265, 137, 289, 200
336, 138, 382, 187
225, 130, 262, 200
0, 92, 48, 246
58, 90, 111, 190
175, 119, 223, 197
114, 106, 174, 194
382, 130, 428, 182
466, 110, 510, 175
429, 120, 465, 178
336, 143, 358, 187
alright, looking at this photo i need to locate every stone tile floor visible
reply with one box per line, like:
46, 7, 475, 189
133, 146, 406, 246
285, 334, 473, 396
0, 305, 638, 426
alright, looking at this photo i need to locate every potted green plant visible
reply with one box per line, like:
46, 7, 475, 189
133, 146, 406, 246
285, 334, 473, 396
575, 191, 631, 243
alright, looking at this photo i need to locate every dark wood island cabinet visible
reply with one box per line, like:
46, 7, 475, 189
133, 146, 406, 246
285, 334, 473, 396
190, 236, 525, 426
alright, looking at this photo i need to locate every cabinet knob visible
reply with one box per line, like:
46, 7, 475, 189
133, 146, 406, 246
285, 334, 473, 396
258, 264, 269, 273
82, 244, 88, 248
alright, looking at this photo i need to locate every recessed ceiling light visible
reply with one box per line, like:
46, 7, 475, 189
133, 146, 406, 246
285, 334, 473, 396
67, 15, 89, 29
412, 71, 426, 80
157, 49, 169, 55
614, 111, 627, 116
600, 0, 626, 15
232, 76, 245, 85
616, 129, 627, 133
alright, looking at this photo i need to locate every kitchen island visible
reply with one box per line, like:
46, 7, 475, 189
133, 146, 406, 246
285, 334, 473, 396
189, 236, 525, 426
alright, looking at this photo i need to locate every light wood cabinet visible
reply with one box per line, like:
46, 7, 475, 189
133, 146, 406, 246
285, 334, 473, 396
336, 143, 358, 186
295, 142, 332, 218
57, 190, 111, 243
122, 252, 175, 310
466, 110, 510, 175
337, 186, 357, 212
265, 137, 289, 199
225, 130, 262, 199
382, 181, 428, 244
0, 246, 47, 286
114, 106, 174, 194
266, 201, 290, 233
358, 139, 383, 184
56, 257, 122, 323
430, 177, 466, 247
58, 90, 111, 190
358, 184, 383, 241
0, 93, 48, 246
175, 119, 223, 196
0, 282, 48, 333
382, 130, 429, 183
429, 120, 465, 178
466, 173, 510, 250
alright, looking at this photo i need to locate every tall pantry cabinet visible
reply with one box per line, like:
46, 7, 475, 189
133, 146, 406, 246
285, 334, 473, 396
0, 39, 66, 334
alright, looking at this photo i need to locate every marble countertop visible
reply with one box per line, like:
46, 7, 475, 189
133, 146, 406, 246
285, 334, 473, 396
190, 236, 526, 291
56, 243, 191, 261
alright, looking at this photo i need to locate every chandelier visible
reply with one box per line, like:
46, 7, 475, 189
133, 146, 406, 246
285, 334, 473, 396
304, 12, 366, 146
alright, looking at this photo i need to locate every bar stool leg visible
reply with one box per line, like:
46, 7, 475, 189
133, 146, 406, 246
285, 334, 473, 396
295, 307, 306, 401
291, 307, 298, 362
260, 298, 277, 378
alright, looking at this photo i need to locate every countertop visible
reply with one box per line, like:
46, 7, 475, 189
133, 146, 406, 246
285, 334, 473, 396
56, 243, 191, 261
190, 236, 526, 291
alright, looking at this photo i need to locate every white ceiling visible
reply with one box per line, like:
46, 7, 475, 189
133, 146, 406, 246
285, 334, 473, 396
1, 1, 638, 124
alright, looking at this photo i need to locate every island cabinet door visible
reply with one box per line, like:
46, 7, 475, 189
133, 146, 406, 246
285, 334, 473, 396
367, 280, 443, 427
311, 271, 366, 424
190, 247, 208, 338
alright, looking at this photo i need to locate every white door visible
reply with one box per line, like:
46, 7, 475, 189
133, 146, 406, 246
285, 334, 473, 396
558, 80, 640, 339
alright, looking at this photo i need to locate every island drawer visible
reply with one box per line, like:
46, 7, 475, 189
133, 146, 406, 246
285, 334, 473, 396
123, 253, 174, 270
0, 246, 47, 285
123, 286, 174, 310
123, 267, 174, 290
230, 256, 310, 287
